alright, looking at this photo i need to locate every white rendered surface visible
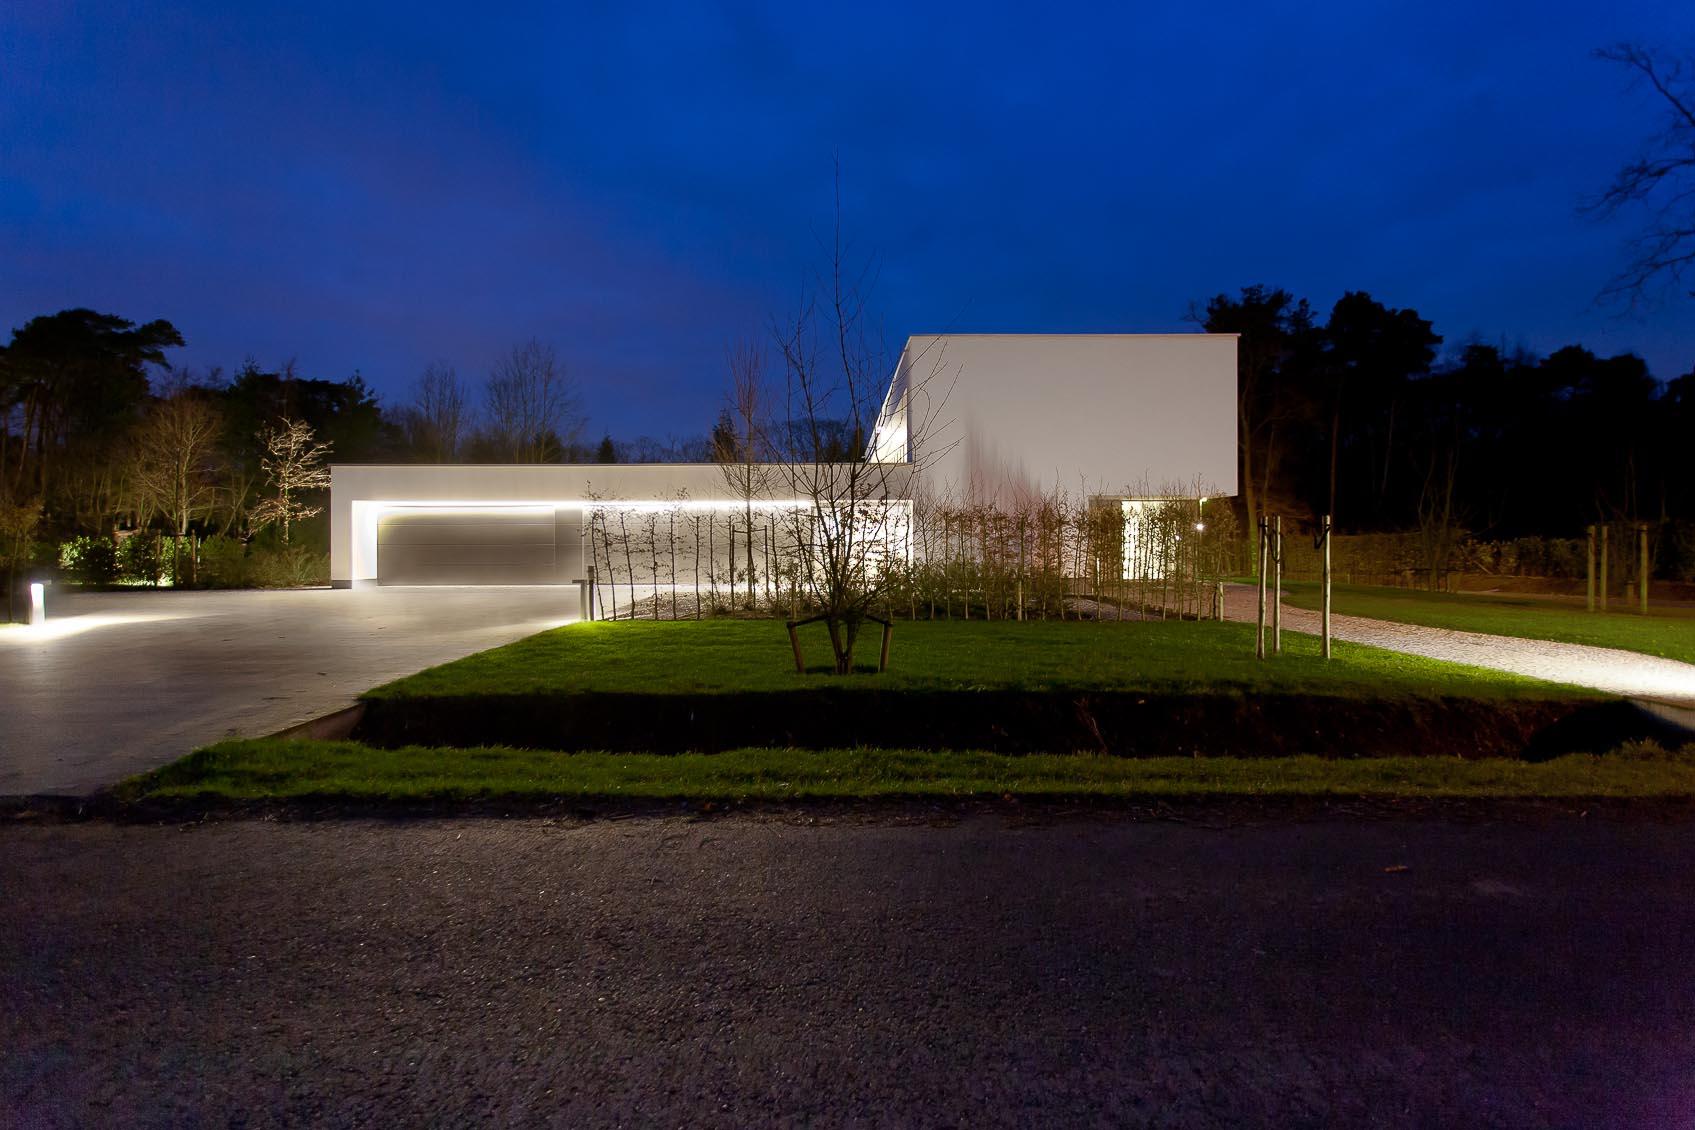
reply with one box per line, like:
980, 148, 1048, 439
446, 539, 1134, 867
888, 333, 1238, 504
330, 463, 909, 584
331, 335, 1237, 583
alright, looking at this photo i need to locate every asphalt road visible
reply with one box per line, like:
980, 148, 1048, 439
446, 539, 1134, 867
0, 586, 576, 795
5, 810, 1694, 1127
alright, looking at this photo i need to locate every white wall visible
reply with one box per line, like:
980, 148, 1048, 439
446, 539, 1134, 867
329, 463, 909, 585
893, 334, 1238, 504
332, 334, 1238, 584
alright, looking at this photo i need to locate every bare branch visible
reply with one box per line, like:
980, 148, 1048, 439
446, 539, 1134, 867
1589, 44, 1695, 304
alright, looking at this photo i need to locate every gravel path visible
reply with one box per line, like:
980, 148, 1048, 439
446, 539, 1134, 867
6, 812, 1695, 1126
1221, 583, 1695, 710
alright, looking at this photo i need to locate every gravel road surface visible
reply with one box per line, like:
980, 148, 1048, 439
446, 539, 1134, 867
1221, 583, 1695, 709
5, 811, 1694, 1126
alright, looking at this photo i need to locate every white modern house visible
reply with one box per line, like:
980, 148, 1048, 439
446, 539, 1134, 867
329, 333, 1237, 588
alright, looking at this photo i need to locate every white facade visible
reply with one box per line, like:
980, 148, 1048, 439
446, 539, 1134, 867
871, 333, 1237, 505
332, 463, 820, 587
330, 333, 1237, 586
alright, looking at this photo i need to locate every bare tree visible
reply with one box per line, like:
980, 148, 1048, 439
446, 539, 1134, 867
1589, 44, 1695, 303
485, 340, 584, 462
250, 417, 332, 544
767, 183, 953, 673
718, 340, 772, 608
405, 362, 466, 461
127, 390, 224, 580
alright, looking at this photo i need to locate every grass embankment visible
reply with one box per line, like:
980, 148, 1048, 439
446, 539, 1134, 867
121, 739, 1695, 804
1281, 582, 1695, 665
370, 618, 1578, 700
356, 620, 1614, 757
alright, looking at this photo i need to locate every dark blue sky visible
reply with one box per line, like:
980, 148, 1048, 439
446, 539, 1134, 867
4, 2, 1692, 438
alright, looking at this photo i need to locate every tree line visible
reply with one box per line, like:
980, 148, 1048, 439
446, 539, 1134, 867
4, 286, 1692, 604
1203, 285, 1694, 544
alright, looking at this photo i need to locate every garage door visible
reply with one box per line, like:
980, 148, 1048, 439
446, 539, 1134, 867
377, 508, 561, 585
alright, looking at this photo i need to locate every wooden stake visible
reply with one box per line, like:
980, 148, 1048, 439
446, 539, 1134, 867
1600, 525, 1609, 612
1272, 515, 1282, 655
1640, 523, 1650, 615
1321, 514, 1333, 660
786, 620, 806, 673
1586, 524, 1595, 612
1256, 518, 1267, 659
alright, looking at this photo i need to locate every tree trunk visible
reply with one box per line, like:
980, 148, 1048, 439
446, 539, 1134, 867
1239, 403, 1258, 577
1327, 402, 1342, 529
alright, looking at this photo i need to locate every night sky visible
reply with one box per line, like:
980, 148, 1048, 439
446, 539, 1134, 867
4, 2, 1692, 439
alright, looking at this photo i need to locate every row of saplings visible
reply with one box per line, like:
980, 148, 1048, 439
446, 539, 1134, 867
590, 499, 1239, 626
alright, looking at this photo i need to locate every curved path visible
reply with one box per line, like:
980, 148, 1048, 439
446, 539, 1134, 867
1220, 584, 1695, 712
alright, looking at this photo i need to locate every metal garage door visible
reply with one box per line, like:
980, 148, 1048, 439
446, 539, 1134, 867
377, 508, 559, 585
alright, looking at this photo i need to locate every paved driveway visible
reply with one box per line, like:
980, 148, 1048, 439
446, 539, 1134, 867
0, 587, 577, 796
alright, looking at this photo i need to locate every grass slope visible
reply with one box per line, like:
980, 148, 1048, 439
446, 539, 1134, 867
123, 740, 1695, 803
1280, 582, 1695, 665
370, 619, 1582, 701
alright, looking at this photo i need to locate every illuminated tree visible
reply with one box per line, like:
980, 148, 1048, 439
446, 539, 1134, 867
0, 492, 42, 621
250, 417, 331, 544
127, 389, 224, 581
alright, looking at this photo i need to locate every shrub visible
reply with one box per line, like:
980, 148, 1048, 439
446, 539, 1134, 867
118, 534, 166, 586
246, 545, 329, 588
198, 535, 250, 588
1662, 521, 1695, 584
60, 535, 120, 586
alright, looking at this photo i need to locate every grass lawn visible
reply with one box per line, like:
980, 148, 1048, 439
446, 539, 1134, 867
1281, 582, 1695, 665
121, 739, 1695, 803
369, 618, 1586, 701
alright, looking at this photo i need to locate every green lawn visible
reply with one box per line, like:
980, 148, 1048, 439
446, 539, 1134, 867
1281, 582, 1695, 665
120, 739, 1695, 803
370, 619, 1584, 701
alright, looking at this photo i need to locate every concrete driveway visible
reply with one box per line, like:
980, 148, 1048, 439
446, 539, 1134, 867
0, 587, 577, 796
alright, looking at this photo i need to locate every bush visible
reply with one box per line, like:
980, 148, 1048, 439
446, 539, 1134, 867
198, 535, 250, 588
118, 534, 166, 586
1661, 521, 1695, 584
60, 535, 119, 586
246, 545, 329, 588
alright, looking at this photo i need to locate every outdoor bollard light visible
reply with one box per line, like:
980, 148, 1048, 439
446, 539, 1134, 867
30, 582, 46, 627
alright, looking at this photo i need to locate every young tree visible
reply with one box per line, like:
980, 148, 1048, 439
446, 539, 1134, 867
127, 389, 224, 581
595, 434, 618, 463
1589, 45, 1695, 304
765, 184, 952, 673
485, 340, 584, 462
718, 340, 772, 608
250, 418, 332, 544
